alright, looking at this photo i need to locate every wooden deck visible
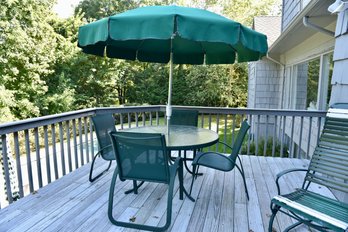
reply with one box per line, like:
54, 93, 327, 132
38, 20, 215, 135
0, 156, 336, 232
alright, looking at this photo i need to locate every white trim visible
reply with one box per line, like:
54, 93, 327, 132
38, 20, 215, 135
274, 195, 348, 230
287, 49, 334, 67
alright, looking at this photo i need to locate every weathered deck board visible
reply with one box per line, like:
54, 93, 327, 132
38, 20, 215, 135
0, 156, 334, 232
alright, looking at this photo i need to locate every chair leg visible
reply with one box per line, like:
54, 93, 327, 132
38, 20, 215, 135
89, 154, 112, 182
108, 167, 174, 231
236, 156, 249, 200
268, 203, 280, 232
124, 181, 145, 194
189, 164, 197, 195
178, 159, 184, 200
236, 165, 249, 200
284, 221, 303, 232
184, 150, 203, 176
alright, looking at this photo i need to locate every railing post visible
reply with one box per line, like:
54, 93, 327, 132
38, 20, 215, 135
1, 134, 14, 204
24, 129, 34, 192
34, 128, 43, 188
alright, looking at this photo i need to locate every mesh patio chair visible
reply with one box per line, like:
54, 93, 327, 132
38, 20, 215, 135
108, 131, 186, 231
189, 119, 250, 200
268, 106, 348, 232
89, 114, 116, 182
170, 108, 199, 127
170, 109, 199, 173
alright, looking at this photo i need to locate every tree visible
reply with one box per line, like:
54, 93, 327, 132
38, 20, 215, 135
222, 0, 281, 26
72, 0, 147, 107
0, 86, 16, 123
0, 0, 81, 119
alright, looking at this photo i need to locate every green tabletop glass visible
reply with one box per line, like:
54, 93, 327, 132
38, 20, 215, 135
121, 125, 219, 150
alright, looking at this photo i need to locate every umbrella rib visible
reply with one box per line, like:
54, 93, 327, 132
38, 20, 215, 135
135, 40, 146, 60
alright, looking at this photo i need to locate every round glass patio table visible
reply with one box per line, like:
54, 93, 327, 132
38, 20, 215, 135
121, 125, 219, 151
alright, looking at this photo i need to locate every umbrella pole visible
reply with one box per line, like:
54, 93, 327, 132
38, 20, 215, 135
166, 35, 174, 136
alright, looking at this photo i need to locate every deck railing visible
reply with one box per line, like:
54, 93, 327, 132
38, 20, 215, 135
0, 105, 326, 208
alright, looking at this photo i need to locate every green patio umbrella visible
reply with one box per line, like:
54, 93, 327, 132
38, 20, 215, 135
78, 5, 268, 133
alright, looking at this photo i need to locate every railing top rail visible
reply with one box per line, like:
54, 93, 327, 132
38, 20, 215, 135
0, 105, 163, 134
172, 105, 327, 117
0, 105, 327, 135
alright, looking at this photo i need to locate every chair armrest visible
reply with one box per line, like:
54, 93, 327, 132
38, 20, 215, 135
193, 151, 234, 167
96, 144, 113, 155
276, 168, 308, 195
217, 141, 233, 151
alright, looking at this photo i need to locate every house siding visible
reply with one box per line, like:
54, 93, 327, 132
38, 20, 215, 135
295, 63, 308, 109
330, 6, 348, 203
248, 60, 282, 138
330, 8, 348, 108
247, 62, 256, 108
282, 0, 301, 31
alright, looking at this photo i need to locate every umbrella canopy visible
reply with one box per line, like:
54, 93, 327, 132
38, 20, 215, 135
78, 5, 268, 64
77, 5, 268, 132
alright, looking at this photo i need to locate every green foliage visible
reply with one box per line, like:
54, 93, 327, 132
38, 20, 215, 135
306, 58, 320, 108
183, 64, 248, 107
75, 0, 138, 21
222, 0, 282, 26
241, 137, 289, 157
0, 86, 16, 123
0, 0, 281, 123
0, 0, 82, 120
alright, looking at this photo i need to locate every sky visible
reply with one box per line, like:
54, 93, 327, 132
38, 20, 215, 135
53, 0, 82, 18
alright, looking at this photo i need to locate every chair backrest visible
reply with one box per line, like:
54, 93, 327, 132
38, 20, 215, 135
229, 119, 250, 159
305, 107, 348, 193
109, 132, 170, 184
170, 109, 199, 126
91, 114, 116, 150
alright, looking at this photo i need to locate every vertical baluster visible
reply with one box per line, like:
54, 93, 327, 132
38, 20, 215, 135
135, 112, 139, 127
84, 117, 89, 163
208, 114, 212, 151
66, 121, 72, 173
201, 113, 204, 128
34, 128, 43, 188
247, 115, 252, 155
156, 111, 159, 126
231, 115, 236, 147
280, 116, 286, 158
289, 116, 295, 158
297, 116, 304, 159
142, 112, 146, 126
128, 113, 131, 128
255, 114, 260, 156
306, 117, 313, 159
72, 119, 78, 169
317, 117, 322, 145
78, 118, 84, 165
263, 115, 269, 157
216, 114, 220, 152
24, 130, 34, 192
43, 126, 51, 184
59, 122, 66, 176
1, 135, 13, 203
13, 132, 24, 197
272, 116, 277, 157
223, 114, 227, 154
120, 113, 124, 130
208, 114, 212, 130
150, 111, 153, 126
89, 118, 94, 160
51, 124, 59, 179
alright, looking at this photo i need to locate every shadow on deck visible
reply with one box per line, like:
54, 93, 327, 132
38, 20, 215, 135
0, 156, 335, 232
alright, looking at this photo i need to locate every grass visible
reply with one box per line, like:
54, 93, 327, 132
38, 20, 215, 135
117, 113, 287, 156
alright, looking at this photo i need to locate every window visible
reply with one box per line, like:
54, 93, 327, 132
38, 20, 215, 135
288, 53, 333, 110
306, 57, 320, 109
